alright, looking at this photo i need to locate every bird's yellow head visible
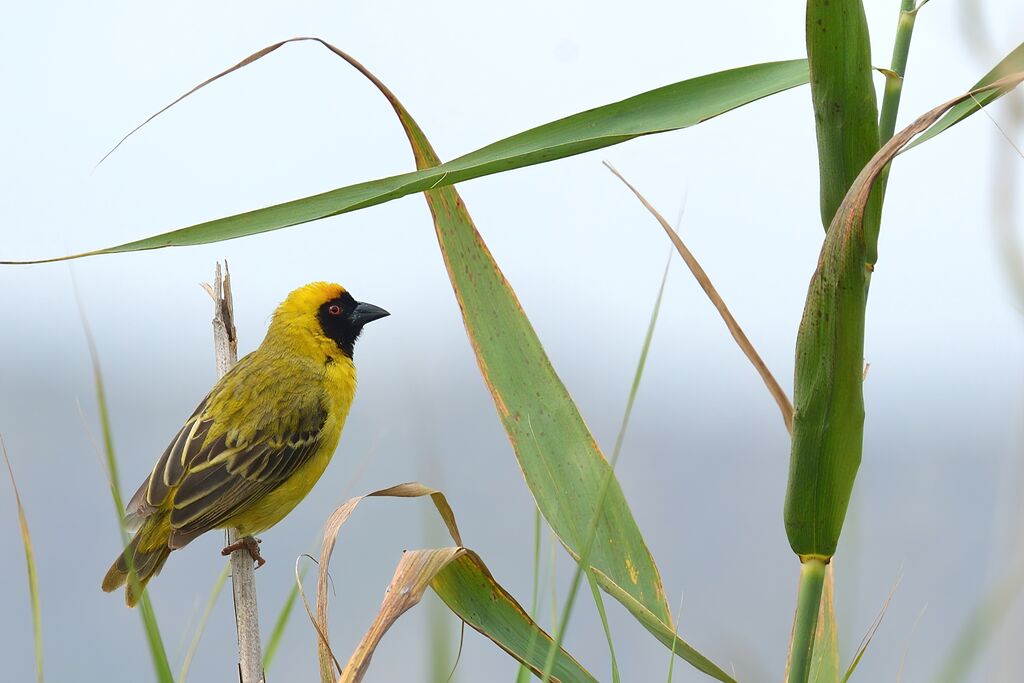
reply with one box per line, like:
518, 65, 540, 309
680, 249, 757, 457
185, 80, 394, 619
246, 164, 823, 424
270, 282, 389, 359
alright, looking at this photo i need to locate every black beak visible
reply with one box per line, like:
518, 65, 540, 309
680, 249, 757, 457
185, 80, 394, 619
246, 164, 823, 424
349, 301, 390, 327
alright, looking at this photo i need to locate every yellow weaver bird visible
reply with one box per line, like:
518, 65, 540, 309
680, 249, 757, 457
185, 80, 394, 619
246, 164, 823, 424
102, 282, 388, 606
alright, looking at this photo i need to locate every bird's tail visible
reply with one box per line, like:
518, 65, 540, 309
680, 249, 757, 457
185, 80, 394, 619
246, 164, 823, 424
101, 524, 172, 608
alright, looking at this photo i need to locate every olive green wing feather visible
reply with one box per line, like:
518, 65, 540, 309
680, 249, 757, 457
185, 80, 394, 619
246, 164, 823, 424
167, 421, 325, 547
125, 385, 328, 547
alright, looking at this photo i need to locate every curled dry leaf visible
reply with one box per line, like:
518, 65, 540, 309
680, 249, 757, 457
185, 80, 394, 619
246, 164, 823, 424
304, 483, 597, 683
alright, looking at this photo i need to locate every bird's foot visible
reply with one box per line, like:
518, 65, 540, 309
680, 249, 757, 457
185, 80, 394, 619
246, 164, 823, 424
221, 536, 265, 568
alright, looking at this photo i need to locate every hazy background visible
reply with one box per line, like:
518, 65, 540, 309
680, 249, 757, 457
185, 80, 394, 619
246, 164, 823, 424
2, 1, 1023, 681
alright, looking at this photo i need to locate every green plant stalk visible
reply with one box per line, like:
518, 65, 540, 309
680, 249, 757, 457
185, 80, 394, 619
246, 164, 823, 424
878, 1, 919, 145
787, 0, 880, 561
787, 1, 880, 680
787, 558, 828, 683
804, 0, 881, 233
874, 0, 920, 224
541, 251, 670, 682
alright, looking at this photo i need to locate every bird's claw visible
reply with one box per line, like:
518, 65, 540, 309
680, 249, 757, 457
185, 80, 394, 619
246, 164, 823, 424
221, 536, 266, 568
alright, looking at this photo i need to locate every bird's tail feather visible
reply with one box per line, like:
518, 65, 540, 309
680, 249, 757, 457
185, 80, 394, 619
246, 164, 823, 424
101, 531, 172, 607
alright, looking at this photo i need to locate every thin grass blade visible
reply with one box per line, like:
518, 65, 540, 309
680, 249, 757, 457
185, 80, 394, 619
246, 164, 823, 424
933, 566, 1024, 683
603, 163, 793, 433
2, 437, 43, 683
840, 572, 899, 683
514, 507, 543, 683
78, 298, 174, 683
542, 243, 672, 682
263, 564, 308, 671
177, 563, 230, 682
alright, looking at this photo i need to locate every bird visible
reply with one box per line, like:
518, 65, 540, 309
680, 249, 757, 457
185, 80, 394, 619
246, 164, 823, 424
102, 281, 389, 607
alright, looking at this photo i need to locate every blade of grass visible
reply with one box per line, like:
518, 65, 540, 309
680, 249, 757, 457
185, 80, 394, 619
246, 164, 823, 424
76, 290, 174, 683
514, 507, 543, 683
176, 562, 230, 683
840, 571, 899, 683
933, 566, 1024, 683
1, 38, 809, 264
666, 590, 685, 683
2, 436, 43, 683
542, 243, 672, 683
263, 564, 309, 671
603, 162, 793, 433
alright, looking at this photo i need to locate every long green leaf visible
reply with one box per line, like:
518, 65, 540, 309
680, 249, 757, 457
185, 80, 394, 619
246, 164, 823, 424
1, 42, 807, 264
907, 42, 1024, 151
364, 50, 734, 682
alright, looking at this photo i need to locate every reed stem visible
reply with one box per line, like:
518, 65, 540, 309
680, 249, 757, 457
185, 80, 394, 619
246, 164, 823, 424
786, 558, 828, 683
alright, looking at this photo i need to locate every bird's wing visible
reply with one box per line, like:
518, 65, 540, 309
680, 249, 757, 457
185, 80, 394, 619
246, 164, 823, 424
165, 412, 326, 546
124, 397, 210, 528
125, 355, 329, 545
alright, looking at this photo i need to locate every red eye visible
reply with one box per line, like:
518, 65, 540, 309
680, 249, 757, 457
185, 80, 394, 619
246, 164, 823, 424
328, 304, 342, 316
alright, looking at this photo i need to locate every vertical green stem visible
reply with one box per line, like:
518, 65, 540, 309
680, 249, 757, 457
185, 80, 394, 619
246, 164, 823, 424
873, 0, 921, 240
878, 0, 919, 145
787, 558, 828, 683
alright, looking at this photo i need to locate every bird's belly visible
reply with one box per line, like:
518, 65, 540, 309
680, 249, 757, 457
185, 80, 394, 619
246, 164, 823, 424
222, 440, 336, 536
220, 364, 352, 537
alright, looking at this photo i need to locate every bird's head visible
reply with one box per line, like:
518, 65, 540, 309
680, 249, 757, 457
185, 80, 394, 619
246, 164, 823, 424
271, 282, 389, 359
